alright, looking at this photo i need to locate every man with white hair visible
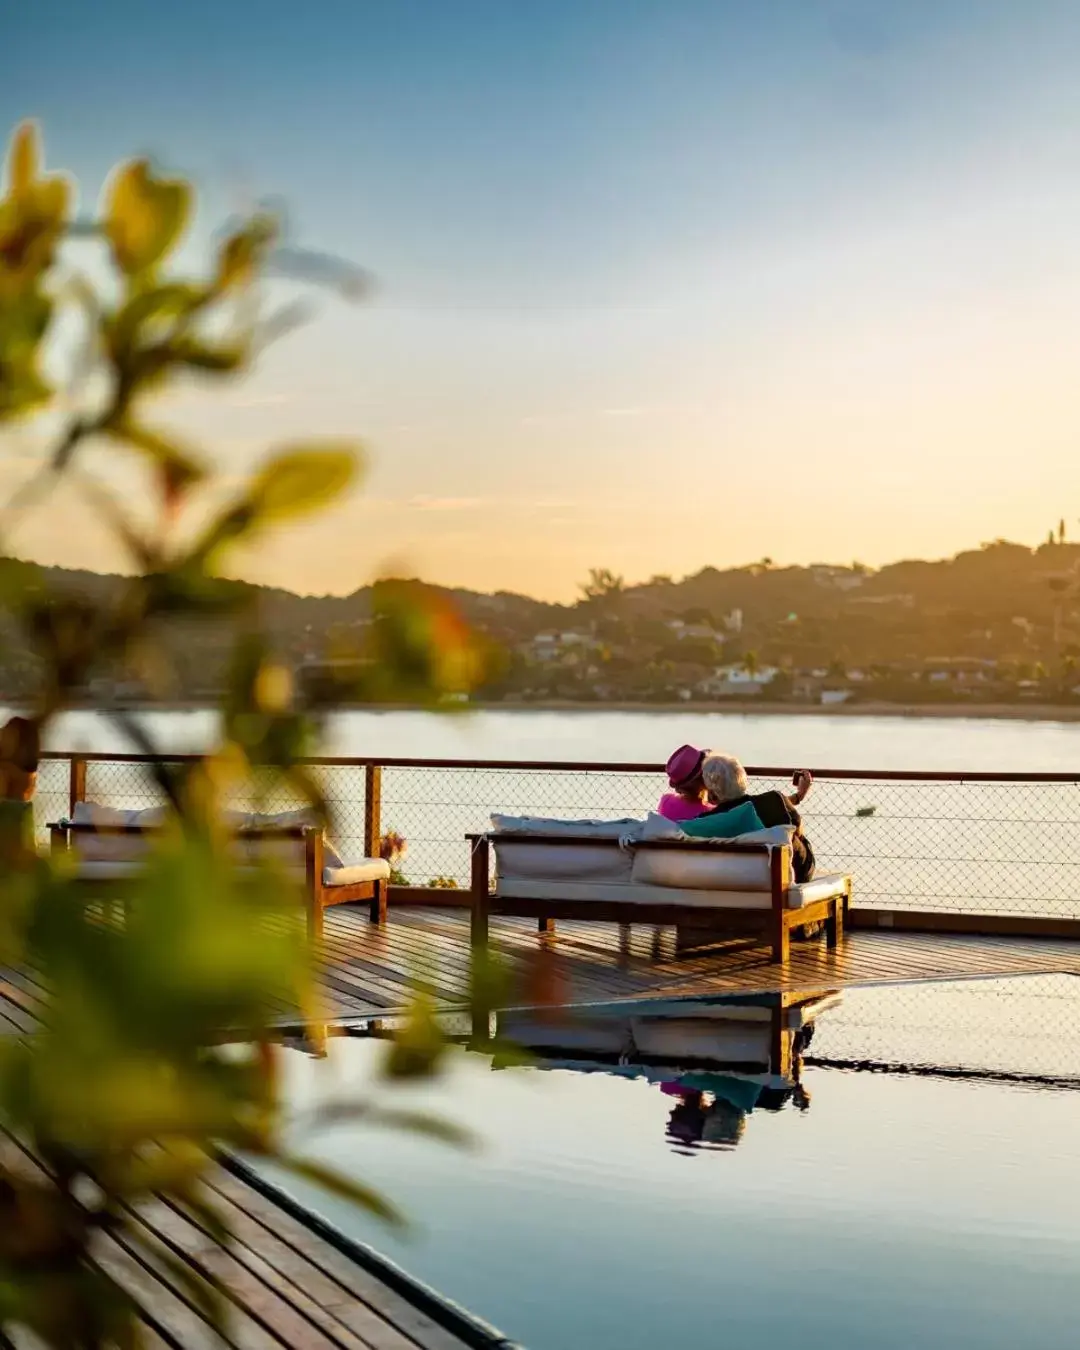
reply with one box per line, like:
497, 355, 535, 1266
689, 752, 816, 882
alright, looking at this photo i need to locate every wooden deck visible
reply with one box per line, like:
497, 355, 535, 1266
3, 907, 1080, 1036
299, 907, 1080, 1025
1, 1128, 507, 1350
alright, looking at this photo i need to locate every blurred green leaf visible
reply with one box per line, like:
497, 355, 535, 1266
383, 990, 446, 1081
8, 121, 38, 195
248, 444, 360, 522
270, 1154, 406, 1230
103, 160, 190, 277
306, 1100, 476, 1151
215, 215, 276, 293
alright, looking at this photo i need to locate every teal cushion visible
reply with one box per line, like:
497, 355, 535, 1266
679, 801, 763, 839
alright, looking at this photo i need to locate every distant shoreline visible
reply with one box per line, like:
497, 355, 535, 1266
22, 697, 1080, 723
473, 700, 1080, 722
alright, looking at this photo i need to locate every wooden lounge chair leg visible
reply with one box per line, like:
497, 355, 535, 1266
771, 914, 790, 965
770, 846, 792, 964
469, 837, 493, 1045
470, 837, 490, 951
305, 829, 324, 947
306, 894, 324, 947
369, 880, 387, 925
826, 896, 843, 949
538, 916, 555, 935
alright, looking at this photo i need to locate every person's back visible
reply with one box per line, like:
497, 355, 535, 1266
657, 744, 708, 822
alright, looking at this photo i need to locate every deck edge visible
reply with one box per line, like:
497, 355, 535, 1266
217, 1148, 525, 1350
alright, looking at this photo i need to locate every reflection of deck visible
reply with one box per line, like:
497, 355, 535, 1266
302, 907, 1080, 1022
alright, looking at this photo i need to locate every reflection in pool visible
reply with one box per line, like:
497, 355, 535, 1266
256, 986, 1080, 1350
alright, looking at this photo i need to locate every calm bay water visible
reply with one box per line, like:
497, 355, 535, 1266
255, 1019, 1080, 1350
25, 706, 1080, 771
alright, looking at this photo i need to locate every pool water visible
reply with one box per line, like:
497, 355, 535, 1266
260, 993, 1080, 1350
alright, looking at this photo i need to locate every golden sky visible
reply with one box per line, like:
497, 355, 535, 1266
8, 2, 1080, 600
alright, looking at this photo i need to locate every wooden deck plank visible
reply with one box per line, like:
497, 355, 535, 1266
310, 908, 1080, 1020
0, 1130, 480, 1349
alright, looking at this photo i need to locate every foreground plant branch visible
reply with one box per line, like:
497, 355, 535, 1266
0, 119, 495, 1347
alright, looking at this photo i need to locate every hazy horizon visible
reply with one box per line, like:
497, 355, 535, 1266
9, 1, 1080, 601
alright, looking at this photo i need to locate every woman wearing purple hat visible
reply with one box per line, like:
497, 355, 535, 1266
657, 744, 710, 822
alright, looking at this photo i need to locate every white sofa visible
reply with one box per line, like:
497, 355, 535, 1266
469, 813, 852, 962
49, 801, 392, 940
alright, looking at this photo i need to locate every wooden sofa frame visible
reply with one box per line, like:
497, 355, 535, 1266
467, 832, 851, 964
48, 821, 387, 942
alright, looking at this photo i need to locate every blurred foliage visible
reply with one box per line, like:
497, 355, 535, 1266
0, 120, 493, 1346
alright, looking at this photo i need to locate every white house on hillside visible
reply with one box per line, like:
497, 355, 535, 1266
698, 663, 779, 698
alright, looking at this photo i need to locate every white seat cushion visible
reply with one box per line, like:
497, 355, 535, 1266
495, 879, 778, 909
323, 858, 391, 888
787, 872, 848, 907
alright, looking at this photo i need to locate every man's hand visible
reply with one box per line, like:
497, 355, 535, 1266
791, 769, 813, 803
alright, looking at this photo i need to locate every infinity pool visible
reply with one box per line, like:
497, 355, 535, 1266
257, 987, 1080, 1349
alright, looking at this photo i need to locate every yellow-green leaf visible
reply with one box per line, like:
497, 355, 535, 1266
103, 159, 191, 276
216, 214, 277, 293
7, 121, 39, 196
248, 444, 360, 523
273, 1154, 406, 1229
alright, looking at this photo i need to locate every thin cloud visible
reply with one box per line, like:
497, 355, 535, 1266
407, 495, 488, 512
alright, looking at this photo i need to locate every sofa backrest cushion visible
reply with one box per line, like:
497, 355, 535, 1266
490, 814, 639, 838
68, 801, 167, 862
489, 815, 638, 883
493, 838, 633, 884
238, 809, 343, 870
68, 801, 341, 871
630, 844, 774, 891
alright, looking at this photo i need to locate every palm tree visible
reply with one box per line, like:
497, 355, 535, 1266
742, 650, 761, 680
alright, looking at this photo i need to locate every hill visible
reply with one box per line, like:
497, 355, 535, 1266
2, 539, 1079, 705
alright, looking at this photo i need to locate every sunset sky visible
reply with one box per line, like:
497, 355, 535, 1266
7, 1, 1080, 600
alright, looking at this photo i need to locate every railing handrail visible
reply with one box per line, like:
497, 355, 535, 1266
36, 750, 1080, 783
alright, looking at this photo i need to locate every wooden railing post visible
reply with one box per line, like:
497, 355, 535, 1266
68, 755, 87, 817
363, 763, 382, 860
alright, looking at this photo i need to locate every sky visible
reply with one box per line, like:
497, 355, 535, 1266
7, 0, 1080, 600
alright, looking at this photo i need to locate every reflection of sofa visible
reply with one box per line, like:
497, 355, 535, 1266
48, 801, 391, 941
498, 990, 840, 1081
469, 815, 852, 962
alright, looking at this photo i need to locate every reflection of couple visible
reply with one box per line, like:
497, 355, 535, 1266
661, 1024, 814, 1151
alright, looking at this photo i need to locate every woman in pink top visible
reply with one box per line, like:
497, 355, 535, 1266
657, 744, 709, 821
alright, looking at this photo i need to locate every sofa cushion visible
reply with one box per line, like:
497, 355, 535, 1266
631, 847, 773, 891
239, 809, 344, 869
493, 839, 633, 884
69, 802, 166, 862
495, 878, 781, 909
323, 857, 391, 888
679, 801, 764, 839
490, 814, 640, 838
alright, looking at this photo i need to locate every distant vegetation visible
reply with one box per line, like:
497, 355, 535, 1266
6, 536, 1080, 706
